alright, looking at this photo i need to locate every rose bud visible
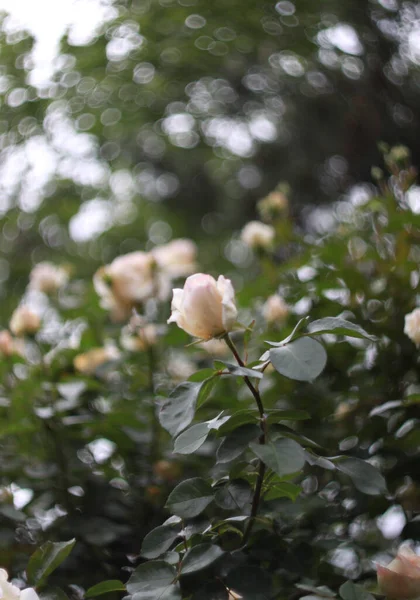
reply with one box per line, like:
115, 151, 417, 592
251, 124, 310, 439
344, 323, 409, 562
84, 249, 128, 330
94, 251, 169, 321
153, 238, 197, 279
263, 294, 289, 324
0, 331, 15, 357
377, 546, 420, 599
240, 221, 275, 250
404, 308, 420, 346
9, 307, 40, 337
0, 569, 40, 600
29, 261, 68, 293
167, 273, 238, 340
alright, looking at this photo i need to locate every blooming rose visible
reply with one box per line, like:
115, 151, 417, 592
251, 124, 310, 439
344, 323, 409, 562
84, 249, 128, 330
94, 251, 169, 321
263, 294, 289, 324
377, 546, 420, 599
9, 307, 40, 337
0, 569, 39, 600
153, 239, 197, 279
74, 345, 120, 376
29, 262, 68, 293
168, 273, 237, 339
404, 308, 420, 346
240, 221, 275, 250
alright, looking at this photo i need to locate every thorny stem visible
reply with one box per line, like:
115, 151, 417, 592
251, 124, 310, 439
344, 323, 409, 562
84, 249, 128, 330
223, 333, 266, 546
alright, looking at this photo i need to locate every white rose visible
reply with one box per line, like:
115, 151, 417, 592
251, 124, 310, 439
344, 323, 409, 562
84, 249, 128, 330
377, 546, 420, 599
153, 239, 197, 279
0, 569, 39, 600
94, 251, 170, 321
9, 307, 40, 337
168, 273, 237, 340
263, 294, 289, 324
74, 345, 120, 375
29, 262, 68, 293
404, 308, 420, 346
240, 221, 275, 250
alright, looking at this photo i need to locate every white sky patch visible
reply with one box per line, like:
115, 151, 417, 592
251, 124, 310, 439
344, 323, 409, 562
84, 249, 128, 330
0, 0, 117, 85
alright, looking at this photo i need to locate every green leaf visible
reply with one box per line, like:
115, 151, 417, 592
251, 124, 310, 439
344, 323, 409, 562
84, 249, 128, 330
181, 543, 224, 574
333, 456, 387, 495
159, 382, 202, 437
214, 479, 253, 510
141, 524, 181, 559
218, 361, 263, 379
126, 561, 180, 600
165, 478, 214, 518
339, 581, 374, 600
270, 337, 327, 382
264, 481, 301, 501
196, 376, 219, 408
308, 317, 376, 341
39, 588, 70, 600
217, 410, 258, 435
265, 317, 310, 347
85, 581, 126, 598
27, 539, 76, 587
174, 423, 211, 455
265, 409, 310, 423
217, 424, 260, 463
249, 438, 305, 477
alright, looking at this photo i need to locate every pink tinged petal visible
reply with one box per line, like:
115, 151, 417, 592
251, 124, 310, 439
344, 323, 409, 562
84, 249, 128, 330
168, 289, 184, 324
377, 563, 420, 599
183, 275, 224, 338
217, 275, 238, 332
20, 590, 40, 600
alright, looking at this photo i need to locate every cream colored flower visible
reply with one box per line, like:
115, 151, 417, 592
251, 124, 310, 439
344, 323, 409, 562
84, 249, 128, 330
9, 307, 40, 337
240, 221, 275, 250
0, 331, 24, 358
257, 191, 288, 221
29, 262, 68, 293
404, 308, 420, 346
74, 346, 120, 376
121, 315, 158, 352
0, 569, 39, 600
168, 273, 237, 340
263, 294, 289, 324
94, 251, 170, 321
153, 238, 197, 279
377, 546, 420, 599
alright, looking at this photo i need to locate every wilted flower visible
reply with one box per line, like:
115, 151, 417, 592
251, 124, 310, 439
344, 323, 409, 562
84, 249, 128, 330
404, 308, 420, 346
121, 315, 159, 352
29, 262, 68, 293
263, 294, 289, 324
168, 273, 237, 339
0, 569, 39, 600
74, 345, 120, 376
377, 546, 420, 599
94, 251, 169, 321
9, 307, 40, 337
153, 238, 197, 279
240, 221, 275, 250
257, 191, 288, 221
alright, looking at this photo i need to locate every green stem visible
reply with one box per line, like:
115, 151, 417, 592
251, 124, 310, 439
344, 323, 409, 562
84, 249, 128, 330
223, 333, 266, 545
147, 346, 160, 465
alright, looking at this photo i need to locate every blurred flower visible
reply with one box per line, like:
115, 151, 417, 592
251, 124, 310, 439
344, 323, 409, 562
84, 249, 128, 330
0, 331, 24, 358
168, 273, 237, 339
153, 460, 182, 482
240, 221, 275, 250
94, 251, 170, 321
263, 294, 289, 324
404, 308, 420, 346
74, 345, 120, 376
0, 569, 39, 600
29, 262, 68, 293
167, 352, 196, 382
228, 591, 242, 600
121, 315, 159, 352
258, 191, 288, 221
199, 338, 229, 357
377, 546, 420, 599
153, 238, 197, 279
9, 307, 40, 337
